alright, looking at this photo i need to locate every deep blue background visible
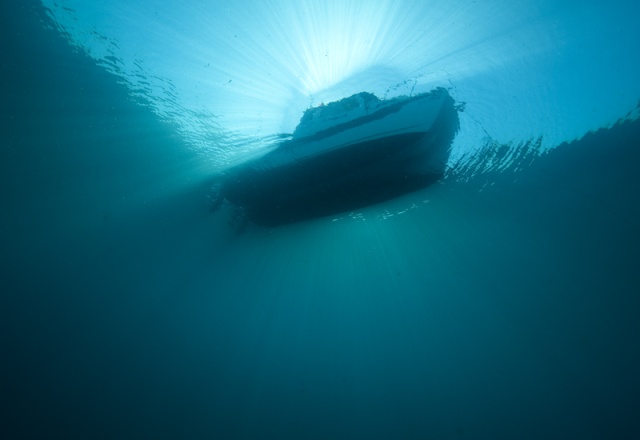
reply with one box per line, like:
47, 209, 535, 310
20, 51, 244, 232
2, 2, 639, 439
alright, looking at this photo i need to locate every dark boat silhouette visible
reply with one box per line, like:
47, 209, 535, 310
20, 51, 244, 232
212, 87, 460, 227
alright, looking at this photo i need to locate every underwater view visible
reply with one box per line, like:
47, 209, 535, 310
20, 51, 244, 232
2, 0, 639, 438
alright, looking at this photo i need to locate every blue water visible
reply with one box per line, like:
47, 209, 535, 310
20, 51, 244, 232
2, 1, 640, 439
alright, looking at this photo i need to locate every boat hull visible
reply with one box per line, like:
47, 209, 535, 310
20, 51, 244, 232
216, 88, 460, 226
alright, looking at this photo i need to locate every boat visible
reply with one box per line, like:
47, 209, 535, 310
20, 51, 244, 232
211, 87, 460, 227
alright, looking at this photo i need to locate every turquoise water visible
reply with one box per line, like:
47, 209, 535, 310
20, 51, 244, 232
2, 1, 639, 438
